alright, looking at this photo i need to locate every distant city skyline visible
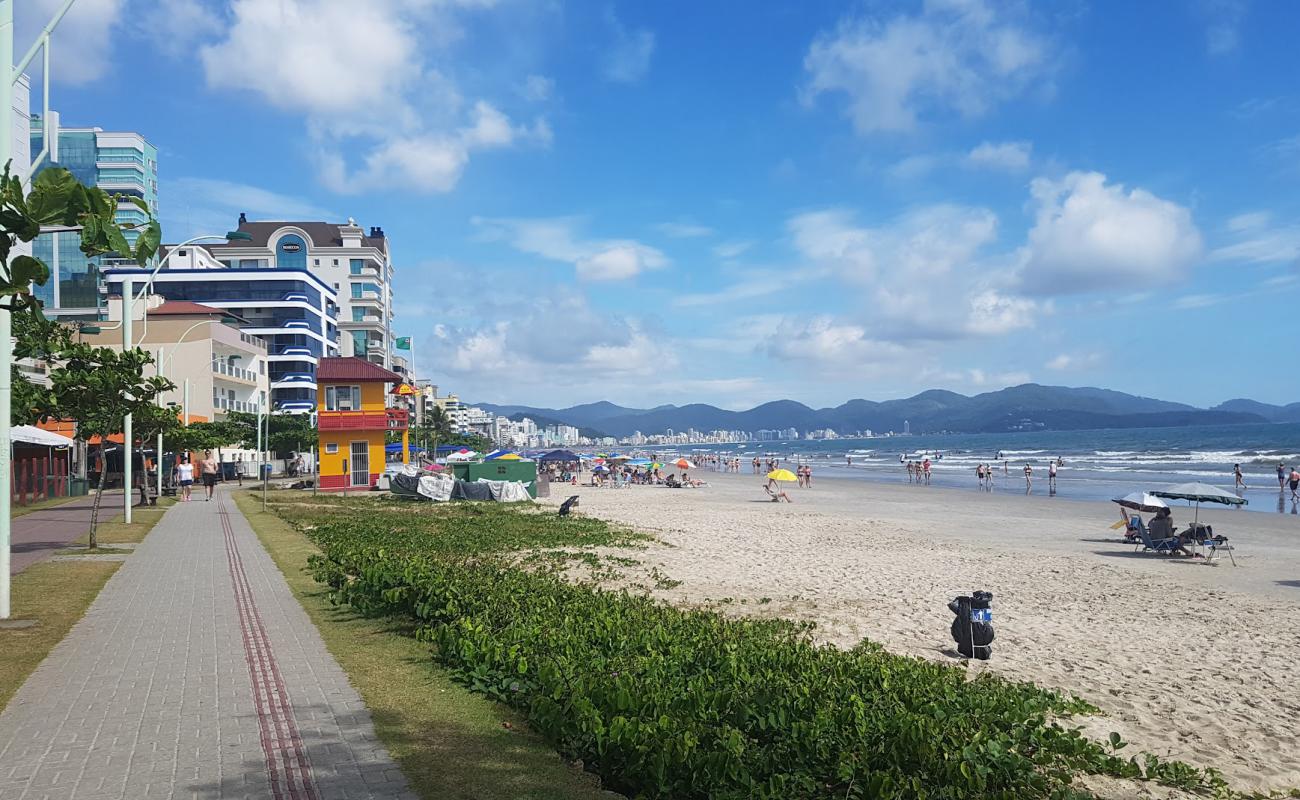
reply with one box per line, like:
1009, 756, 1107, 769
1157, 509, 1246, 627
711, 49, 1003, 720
31, 1, 1300, 407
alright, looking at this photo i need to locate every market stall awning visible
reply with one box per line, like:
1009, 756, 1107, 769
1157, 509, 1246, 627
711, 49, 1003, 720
11, 426, 74, 448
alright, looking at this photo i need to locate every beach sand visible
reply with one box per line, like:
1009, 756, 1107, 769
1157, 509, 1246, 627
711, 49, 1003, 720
541, 471, 1300, 794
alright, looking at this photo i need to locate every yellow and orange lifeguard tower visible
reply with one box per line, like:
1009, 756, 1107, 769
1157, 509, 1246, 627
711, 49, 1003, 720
315, 357, 408, 491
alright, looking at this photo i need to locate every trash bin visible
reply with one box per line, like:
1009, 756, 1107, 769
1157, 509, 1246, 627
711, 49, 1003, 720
261, 463, 274, 480
221, 462, 238, 481
69, 477, 89, 497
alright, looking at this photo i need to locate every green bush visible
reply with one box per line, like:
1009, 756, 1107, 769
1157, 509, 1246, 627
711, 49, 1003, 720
284, 501, 1242, 800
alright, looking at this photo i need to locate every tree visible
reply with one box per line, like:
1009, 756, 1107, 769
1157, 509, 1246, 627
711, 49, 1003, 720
34, 344, 173, 546
226, 411, 315, 457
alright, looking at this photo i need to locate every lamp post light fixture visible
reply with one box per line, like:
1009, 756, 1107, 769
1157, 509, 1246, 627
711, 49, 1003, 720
118, 231, 251, 524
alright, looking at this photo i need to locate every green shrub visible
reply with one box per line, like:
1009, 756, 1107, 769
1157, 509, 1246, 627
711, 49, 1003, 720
284, 500, 1243, 799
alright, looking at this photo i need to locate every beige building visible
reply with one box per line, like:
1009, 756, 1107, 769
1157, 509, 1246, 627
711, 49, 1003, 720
90, 299, 269, 425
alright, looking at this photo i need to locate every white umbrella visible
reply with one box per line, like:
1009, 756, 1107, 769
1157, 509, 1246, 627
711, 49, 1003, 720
1112, 492, 1169, 514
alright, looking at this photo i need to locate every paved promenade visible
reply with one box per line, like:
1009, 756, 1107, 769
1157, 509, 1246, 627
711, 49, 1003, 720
0, 489, 415, 800
9, 491, 125, 575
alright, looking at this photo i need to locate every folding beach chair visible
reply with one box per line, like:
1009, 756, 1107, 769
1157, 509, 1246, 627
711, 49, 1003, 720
1133, 519, 1180, 555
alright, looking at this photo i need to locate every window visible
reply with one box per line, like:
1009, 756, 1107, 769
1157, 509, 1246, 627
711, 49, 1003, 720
314, 258, 320, 266
276, 234, 307, 270
325, 385, 361, 411
349, 258, 365, 275
352, 308, 366, 322
326, 443, 339, 454
351, 284, 362, 299
333, 259, 339, 266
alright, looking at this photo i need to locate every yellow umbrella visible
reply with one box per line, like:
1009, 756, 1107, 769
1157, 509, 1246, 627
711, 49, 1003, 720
767, 469, 798, 482
494, 453, 523, 460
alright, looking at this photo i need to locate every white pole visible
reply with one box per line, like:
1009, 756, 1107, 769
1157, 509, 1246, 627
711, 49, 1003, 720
182, 378, 189, 426
156, 346, 163, 500
122, 277, 133, 524
0, 0, 12, 620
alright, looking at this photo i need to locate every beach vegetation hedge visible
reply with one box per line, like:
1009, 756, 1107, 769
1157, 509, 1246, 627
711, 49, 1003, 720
277, 499, 1246, 799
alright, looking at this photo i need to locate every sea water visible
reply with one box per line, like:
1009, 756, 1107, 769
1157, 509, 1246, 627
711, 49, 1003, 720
647, 422, 1300, 514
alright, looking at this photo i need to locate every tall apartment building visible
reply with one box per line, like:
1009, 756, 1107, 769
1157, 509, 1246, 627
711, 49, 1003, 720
165, 217, 398, 374
29, 119, 158, 319
103, 260, 339, 414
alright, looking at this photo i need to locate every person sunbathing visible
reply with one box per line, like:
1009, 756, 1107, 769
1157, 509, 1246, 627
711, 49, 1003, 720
764, 479, 792, 502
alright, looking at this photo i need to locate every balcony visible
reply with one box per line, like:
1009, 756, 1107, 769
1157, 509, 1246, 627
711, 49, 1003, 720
212, 360, 259, 383
317, 407, 406, 431
272, 373, 317, 390
213, 396, 257, 414
281, 292, 310, 303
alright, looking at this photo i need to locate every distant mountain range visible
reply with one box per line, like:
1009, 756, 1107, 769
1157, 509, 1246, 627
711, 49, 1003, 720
473, 384, 1300, 438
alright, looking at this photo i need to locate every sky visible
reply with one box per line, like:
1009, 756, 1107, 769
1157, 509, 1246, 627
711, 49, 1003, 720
23, 0, 1300, 410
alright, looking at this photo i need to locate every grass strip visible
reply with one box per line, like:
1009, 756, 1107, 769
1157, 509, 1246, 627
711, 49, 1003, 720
10, 493, 83, 518
74, 498, 176, 547
233, 491, 614, 800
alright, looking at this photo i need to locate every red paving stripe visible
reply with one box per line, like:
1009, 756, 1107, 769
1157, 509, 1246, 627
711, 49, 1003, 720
219, 498, 319, 800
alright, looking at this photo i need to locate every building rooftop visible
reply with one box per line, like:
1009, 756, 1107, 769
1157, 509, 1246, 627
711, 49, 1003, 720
192, 220, 386, 251
317, 357, 402, 383
148, 301, 229, 317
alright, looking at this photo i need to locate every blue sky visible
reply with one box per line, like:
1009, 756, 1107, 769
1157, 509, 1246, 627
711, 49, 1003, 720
27, 0, 1300, 409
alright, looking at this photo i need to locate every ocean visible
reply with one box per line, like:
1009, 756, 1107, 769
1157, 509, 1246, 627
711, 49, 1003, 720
643, 422, 1300, 514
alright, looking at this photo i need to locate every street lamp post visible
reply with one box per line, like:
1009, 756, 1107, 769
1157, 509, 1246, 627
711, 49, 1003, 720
117, 232, 250, 524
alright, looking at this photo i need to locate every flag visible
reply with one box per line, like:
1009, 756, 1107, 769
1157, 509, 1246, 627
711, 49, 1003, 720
396, 336, 411, 350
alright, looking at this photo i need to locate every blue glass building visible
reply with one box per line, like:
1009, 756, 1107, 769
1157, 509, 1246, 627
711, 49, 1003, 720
30, 119, 159, 318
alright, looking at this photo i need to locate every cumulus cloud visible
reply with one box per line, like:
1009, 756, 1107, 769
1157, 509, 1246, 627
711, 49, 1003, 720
18, 0, 124, 84
473, 216, 668, 281
803, 0, 1053, 134
602, 12, 655, 83
1018, 171, 1203, 295
198, 0, 550, 194
966, 140, 1033, 171
764, 316, 909, 367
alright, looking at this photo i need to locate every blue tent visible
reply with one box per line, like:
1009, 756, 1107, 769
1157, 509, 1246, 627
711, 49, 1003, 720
539, 449, 580, 462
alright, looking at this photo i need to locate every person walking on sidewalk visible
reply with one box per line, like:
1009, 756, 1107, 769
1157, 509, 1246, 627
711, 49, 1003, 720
200, 449, 220, 501
175, 457, 195, 502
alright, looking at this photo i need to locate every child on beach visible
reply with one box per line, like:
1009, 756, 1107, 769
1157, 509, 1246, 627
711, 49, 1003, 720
1234, 464, 1247, 490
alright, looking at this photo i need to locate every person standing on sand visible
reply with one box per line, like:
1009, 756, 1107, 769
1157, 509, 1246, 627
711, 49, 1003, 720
200, 450, 220, 501
1279, 463, 1288, 490
1023, 463, 1032, 490
1290, 467, 1300, 501
906, 461, 914, 483
922, 458, 932, 484
1048, 460, 1058, 490
806, 464, 813, 487
1003, 460, 1009, 475
976, 463, 985, 486
1234, 463, 1247, 491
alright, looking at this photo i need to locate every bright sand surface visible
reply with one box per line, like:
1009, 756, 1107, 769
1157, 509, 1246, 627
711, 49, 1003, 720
541, 471, 1300, 794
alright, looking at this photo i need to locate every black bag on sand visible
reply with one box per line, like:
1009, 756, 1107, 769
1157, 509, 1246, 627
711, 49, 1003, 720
948, 591, 994, 660
558, 495, 580, 516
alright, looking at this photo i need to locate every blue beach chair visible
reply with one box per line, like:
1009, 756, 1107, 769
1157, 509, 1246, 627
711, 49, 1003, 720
1133, 519, 1180, 555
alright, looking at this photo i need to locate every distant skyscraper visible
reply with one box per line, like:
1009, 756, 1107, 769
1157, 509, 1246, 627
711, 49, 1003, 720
29, 119, 158, 318
903, 419, 910, 435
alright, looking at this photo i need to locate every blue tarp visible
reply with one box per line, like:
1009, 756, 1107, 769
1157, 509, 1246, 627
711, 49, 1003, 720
538, 449, 580, 462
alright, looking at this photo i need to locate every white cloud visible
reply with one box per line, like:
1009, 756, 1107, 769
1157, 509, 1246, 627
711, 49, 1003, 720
966, 140, 1033, 171
1018, 171, 1203, 295
788, 204, 1039, 341
19, 0, 124, 85
1212, 216, 1300, 265
1172, 293, 1222, 310
654, 222, 713, 239
764, 316, 909, 367
520, 74, 554, 102
888, 154, 942, 179
473, 216, 668, 281
712, 240, 755, 259
1045, 352, 1103, 371
602, 13, 655, 83
1198, 0, 1247, 55
803, 0, 1053, 135
1226, 211, 1270, 232
198, 0, 550, 194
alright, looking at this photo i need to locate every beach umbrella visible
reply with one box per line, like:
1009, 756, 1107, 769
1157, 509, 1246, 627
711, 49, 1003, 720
675, 458, 695, 470
1112, 492, 1169, 514
592, 464, 610, 473
487, 452, 522, 460
1151, 481, 1247, 525
649, 462, 663, 470
767, 468, 798, 482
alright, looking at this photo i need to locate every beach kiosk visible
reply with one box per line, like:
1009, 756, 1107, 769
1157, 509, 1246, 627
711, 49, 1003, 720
316, 357, 408, 491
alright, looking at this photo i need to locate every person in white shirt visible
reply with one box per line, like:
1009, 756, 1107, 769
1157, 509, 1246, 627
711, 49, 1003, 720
175, 457, 195, 502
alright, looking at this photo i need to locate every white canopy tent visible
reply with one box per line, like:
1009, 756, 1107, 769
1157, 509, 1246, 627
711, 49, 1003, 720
10, 426, 74, 448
